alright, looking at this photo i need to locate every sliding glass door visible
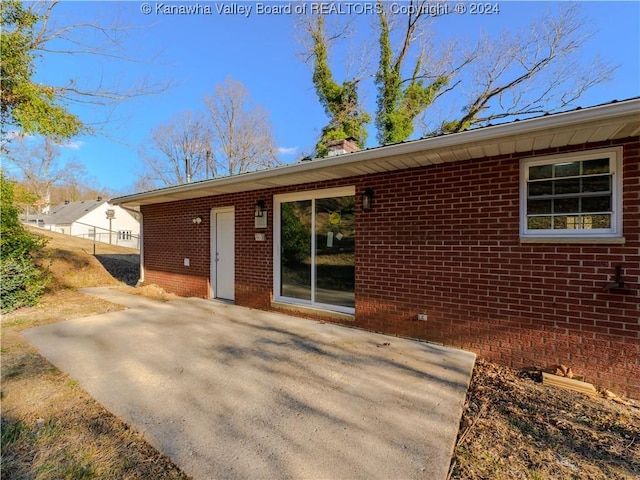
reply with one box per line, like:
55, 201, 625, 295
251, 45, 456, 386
276, 187, 355, 313
280, 200, 312, 301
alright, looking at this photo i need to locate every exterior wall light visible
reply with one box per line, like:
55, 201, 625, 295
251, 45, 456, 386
254, 200, 266, 218
362, 188, 374, 211
192, 217, 202, 224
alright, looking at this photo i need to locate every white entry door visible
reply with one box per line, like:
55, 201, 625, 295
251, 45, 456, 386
210, 208, 235, 301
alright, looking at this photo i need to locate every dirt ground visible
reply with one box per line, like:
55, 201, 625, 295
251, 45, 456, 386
449, 360, 640, 479
2, 229, 639, 479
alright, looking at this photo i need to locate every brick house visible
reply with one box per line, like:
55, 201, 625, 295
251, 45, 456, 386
113, 99, 640, 398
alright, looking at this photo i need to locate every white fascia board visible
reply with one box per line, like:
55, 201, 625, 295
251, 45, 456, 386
111, 99, 640, 207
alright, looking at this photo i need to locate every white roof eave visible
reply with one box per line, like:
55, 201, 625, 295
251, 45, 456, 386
112, 99, 640, 207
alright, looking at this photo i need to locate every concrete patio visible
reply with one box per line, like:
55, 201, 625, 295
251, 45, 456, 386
23, 287, 475, 480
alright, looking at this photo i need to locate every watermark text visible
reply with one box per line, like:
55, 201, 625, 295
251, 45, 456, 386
139, 2, 502, 17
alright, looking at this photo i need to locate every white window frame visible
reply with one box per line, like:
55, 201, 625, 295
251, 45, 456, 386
519, 147, 623, 241
273, 186, 356, 315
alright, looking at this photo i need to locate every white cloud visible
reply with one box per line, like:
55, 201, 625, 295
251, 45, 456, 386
277, 146, 298, 155
3, 130, 33, 141
59, 140, 84, 150
0, 132, 83, 150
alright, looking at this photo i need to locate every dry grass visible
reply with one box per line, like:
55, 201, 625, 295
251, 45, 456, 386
24, 226, 142, 289
117, 284, 178, 302
1, 230, 189, 479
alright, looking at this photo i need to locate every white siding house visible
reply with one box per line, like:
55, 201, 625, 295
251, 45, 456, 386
39, 198, 140, 248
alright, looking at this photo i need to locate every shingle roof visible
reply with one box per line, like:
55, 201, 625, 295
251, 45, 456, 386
45, 199, 107, 225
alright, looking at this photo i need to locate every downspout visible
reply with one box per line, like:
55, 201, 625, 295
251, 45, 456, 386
138, 212, 145, 286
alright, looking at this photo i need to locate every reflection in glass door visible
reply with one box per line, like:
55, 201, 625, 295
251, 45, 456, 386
280, 200, 312, 301
279, 194, 355, 312
315, 196, 355, 308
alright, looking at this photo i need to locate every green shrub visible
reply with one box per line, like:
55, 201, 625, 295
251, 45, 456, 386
1, 173, 49, 313
0, 255, 47, 312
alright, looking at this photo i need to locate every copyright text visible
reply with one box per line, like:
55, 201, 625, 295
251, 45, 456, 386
139, 2, 502, 17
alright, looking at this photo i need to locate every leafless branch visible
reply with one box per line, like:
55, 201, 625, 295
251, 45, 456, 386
23, 1, 173, 123
295, 8, 371, 84
430, 3, 617, 133
292, 1, 614, 141
4, 135, 87, 207
204, 78, 280, 177
138, 111, 212, 187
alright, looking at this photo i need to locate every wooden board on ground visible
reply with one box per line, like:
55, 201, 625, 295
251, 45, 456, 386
542, 372, 598, 397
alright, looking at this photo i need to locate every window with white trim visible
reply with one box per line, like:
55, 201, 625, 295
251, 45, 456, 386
520, 148, 623, 239
274, 186, 356, 315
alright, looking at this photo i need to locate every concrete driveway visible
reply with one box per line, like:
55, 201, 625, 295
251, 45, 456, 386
23, 287, 475, 480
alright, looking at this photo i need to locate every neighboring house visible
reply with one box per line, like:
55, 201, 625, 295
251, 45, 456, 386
112, 98, 640, 398
39, 198, 140, 249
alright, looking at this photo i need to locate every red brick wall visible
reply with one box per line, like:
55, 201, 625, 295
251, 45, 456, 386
141, 137, 639, 398
355, 138, 639, 398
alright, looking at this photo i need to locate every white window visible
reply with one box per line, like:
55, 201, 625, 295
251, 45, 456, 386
520, 148, 623, 240
118, 230, 132, 240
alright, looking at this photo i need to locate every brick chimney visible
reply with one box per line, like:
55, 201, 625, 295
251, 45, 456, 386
326, 138, 359, 156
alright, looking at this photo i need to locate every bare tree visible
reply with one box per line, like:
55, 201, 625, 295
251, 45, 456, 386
4, 135, 86, 212
138, 111, 211, 187
204, 77, 279, 176
433, 4, 616, 134
49, 177, 110, 205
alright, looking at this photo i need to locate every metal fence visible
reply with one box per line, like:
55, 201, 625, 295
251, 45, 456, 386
73, 232, 140, 249
22, 218, 140, 250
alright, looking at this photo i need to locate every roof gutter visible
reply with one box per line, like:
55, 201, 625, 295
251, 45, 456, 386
112, 98, 640, 207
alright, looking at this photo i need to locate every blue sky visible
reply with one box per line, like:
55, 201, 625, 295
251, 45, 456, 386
14, 1, 640, 195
